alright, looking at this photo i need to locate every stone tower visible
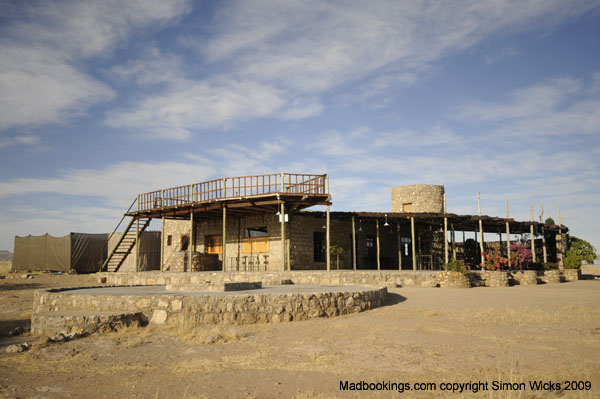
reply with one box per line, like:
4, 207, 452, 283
391, 184, 445, 213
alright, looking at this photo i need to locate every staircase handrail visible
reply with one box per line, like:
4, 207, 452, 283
99, 198, 138, 272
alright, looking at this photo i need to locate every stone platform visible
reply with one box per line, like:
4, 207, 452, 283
32, 284, 387, 335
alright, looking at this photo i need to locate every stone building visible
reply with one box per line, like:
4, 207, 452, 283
103, 174, 568, 273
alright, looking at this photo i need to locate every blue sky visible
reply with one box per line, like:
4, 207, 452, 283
1, 0, 599, 256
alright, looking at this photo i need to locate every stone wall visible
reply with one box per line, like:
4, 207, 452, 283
163, 214, 285, 272
100, 269, 578, 290
32, 286, 387, 327
391, 185, 445, 213
98, 270, 477, 289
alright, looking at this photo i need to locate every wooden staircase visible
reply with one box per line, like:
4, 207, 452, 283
103, 217, 151, 272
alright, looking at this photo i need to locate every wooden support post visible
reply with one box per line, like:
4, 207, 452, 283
135, 218, 140, 272
222, 206, 227, 272
352, 216, 357, 271
451, 222, 456, 261
530, 205, 536, 263
478, 192, 485, 268
160, 216, 164, 272
397, 222, 402, 270
411, 217, 416, 271
189, 211, 193, 273
286, 213, 291, 271
326, 205, 331, 271
281, 203, 286, 271
540, 204, 547, 263
558, 204, 563, 269
135, 195, 140, 272
325, 174, 331, 272
505, 200, 511, 265
443, 194, 448, 265
376, 220, 381, 271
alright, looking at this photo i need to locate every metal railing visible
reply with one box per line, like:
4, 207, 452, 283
137, 173, 327, 212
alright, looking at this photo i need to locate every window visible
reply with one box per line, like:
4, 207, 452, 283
243, 227, 269, 253
180, 235, 189, 251
314, 231, 325, 262
205, 235, 222, 254
403, 203, 413, 212
167, 235, 172, 246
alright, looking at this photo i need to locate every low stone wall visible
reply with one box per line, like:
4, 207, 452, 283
33, 286, 387, 327
511, 271, 539, 286
97, 270, 475, 289
467, 271, 510, 287
562, 269, 580, 281
31, 311, 146, 337
96, 269, 579, 289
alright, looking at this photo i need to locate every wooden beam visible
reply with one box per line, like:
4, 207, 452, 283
352, 216, 357, 271
478, 192, 485, 268
160, 216, 164, 272
530, 204, 536, 263
411, 217, 416, 271
326, 204, 331, 272
506, 200, 511, 267
443, 193, 448, 265
189, 211, 193, 273
397, 222, 402, 270
451, 222, 456, 261
376, 219, 381, 271
222, 206, 227, 272
280, 203, 286, 270
558, 204, 564, 269
541, 204, 547, 263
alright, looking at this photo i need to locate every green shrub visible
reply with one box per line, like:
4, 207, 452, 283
542, 262, 559, 270
443, 259, 468, 275
563, 253, 582, 269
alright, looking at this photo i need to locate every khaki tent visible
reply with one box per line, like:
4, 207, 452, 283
12, 233, 108, 273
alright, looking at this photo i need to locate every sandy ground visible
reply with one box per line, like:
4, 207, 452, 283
0, 273, 599, 399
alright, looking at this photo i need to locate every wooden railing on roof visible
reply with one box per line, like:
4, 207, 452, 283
136, 173, 327, 212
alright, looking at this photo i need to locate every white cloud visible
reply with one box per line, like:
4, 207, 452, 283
458, 75, 600, 138
201, 0, 598, 94
109, 47, 185, 86
0, 134, 41, 149
0, 160, 217, 207
109, 0, 598, 139
485, 47, 518, 64
0, 0, 191, 131
106, 79, 287, 140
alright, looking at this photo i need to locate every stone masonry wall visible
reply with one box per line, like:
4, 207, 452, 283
99, 269, 578, 289
391, 184, 445, 213
33, 286, 387, 327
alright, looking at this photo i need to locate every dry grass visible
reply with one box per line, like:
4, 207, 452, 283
167, 324, 249, 345
454, 304, 599, 326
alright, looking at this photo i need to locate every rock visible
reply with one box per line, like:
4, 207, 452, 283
20, 273, 30, 279
204, 333, 220, 345
6, 343, 30, 353
49, 333, 69, 343
421, 280, 438, 288
28, 275, 34, 279
98, 277, 107, 284
150, 310, 168, 325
